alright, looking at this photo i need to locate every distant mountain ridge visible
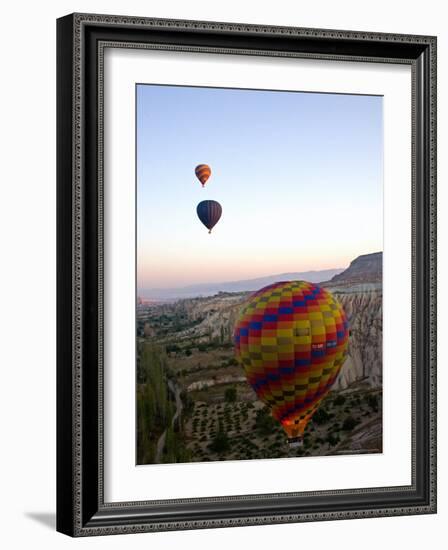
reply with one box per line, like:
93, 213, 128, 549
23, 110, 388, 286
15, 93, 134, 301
140, 268, 344, 301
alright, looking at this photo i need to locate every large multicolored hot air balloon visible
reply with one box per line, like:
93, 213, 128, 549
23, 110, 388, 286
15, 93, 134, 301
195, 164, 211, 187
234, 281, 349, 445
196, 200, 222, 234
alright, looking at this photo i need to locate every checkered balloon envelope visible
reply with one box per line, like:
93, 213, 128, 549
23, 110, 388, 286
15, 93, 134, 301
234, 281, 349, 443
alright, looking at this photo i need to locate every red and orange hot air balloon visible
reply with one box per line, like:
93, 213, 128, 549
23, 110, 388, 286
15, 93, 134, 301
234, 281, 349, 446
195, 164, 211, 187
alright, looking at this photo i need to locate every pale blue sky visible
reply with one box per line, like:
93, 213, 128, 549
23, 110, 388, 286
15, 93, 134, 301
137, 84, 383, 290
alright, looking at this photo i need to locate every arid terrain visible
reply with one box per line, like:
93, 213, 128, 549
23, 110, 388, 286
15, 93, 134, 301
136, 252, 383, 465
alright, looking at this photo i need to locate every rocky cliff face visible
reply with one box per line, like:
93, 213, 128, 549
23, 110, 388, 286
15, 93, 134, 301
329, 252, 382, 285
152, 293, 249, 344
322, 251, 382, 389
329, 288, 382, 390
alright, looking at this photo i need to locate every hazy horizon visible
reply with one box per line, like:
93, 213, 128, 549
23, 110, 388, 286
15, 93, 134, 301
139, 265, 344, 290
137, 84, 383, 290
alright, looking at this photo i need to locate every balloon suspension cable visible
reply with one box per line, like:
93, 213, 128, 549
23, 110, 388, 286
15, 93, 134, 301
287, 436, 303, 448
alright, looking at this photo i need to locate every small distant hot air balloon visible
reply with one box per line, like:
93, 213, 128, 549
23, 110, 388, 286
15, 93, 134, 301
196, 200, 222, 234
195, 164, 211, 187
234, 281, 349, 446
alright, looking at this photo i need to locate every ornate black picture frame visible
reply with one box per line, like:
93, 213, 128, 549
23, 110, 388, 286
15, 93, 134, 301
56, 13, 437, 537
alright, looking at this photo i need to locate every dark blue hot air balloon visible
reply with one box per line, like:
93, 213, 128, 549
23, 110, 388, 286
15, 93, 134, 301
196, 200, 222, 234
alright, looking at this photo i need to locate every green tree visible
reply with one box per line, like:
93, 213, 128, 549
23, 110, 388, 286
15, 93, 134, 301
224, 386, 237, 403
333, 394, 346, 406
254, 408, 276, 435
312, 407, 330, 425
166, 343, 181, 353
326, 432, 340, 446
366, 394, 379, 412
209, 422, 230, 453
342, 416, 359, 431
136, 344, 177, 464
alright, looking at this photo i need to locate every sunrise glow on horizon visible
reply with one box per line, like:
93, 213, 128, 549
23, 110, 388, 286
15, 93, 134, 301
137, 84, 383, 292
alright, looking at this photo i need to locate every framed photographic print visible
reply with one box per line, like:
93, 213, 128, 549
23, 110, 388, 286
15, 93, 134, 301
56, 13, 437, 536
